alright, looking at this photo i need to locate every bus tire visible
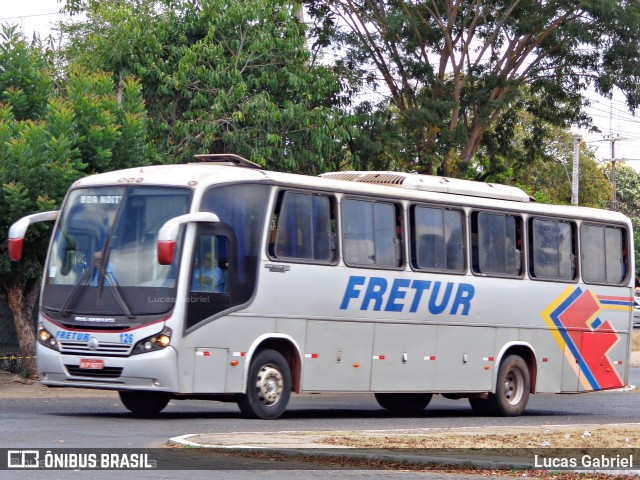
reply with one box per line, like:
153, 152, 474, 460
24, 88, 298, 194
374, 393, 433, 414
119, 390, 170, 416
486, 354, 530, 417
468, 397, 491, 416
237, 349, 291, 420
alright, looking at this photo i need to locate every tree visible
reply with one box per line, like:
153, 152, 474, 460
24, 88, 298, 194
513, 142, 610, 209
61, 0, 352, 173
346, 101, 408, 172
471, 102, 611, 208
305, 0, 640, 176
603, 162, 640, 273
0, 26, 147, 376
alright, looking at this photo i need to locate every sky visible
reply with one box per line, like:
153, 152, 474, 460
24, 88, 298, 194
0, 1, 67, 41
2, 0, 640, 168
578, 90, 640, 167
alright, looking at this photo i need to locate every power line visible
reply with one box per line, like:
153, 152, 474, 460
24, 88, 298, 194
0, 12, 61, 22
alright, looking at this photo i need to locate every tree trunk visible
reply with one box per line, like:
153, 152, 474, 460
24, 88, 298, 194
5, 280, 39, 377
461, 114, 493, 166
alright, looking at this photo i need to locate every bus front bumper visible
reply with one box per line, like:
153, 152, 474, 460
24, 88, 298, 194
36, 343, 179, 392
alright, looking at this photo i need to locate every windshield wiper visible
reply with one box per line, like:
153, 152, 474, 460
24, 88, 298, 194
59, 261, 97, 317
98, 269, 134, 319
97, 233, 135, 319
59, 234, 135, 319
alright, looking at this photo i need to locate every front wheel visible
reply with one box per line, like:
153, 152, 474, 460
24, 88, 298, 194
486, 354, 530, 416
237, 349, 291, 420
119, 390, 170, 416
374, 393, 433, 414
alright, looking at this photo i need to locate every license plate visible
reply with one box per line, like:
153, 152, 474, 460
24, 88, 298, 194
79, 359, 104, 370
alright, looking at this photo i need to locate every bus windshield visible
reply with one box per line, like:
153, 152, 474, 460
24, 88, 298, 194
43, 186, 191, 321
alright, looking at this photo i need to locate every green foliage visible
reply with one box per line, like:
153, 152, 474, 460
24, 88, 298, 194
61, 0, 352, 173
305, 0, 640, 176
602, 162, 640, 274
0, 26, 148, 285
474, 110, 611, 208
347, 101, 415, 172
63, 67, 148, 172
0, 25, 52, 121
514, 152, 609, 209
473, 89, 580, 181
0, 25, 148, 372
0, 102, 82, 283
468, 103, 610, 208
605, 163, 640, 217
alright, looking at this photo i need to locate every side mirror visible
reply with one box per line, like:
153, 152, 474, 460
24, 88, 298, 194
157, 212, 220, 265
8, 211, 60, 261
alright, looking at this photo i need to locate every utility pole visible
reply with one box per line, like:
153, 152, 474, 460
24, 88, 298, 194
571, 135, 580, 205
603, 134, 623, 211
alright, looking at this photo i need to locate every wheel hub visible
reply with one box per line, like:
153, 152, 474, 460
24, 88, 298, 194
256, 365, 283, 406
503, 369, 524, 405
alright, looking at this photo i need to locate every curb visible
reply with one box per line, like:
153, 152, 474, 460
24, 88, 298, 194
167, 425, 640, 472
167, 433, 535, 470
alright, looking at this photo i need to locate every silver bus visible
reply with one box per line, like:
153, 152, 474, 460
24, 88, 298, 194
9, 154, 634, 419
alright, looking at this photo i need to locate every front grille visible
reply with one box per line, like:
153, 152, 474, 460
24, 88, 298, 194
59, 341, 131, 356
65, 365, 123, 379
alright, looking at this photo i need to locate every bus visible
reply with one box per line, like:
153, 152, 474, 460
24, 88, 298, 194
8, 154, 634, 419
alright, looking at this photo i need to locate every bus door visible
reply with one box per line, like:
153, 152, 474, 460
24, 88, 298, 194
187, 223, 237, 329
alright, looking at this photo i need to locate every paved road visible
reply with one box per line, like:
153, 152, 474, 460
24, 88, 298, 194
1, 378, 639, 449
1, 368, 638, 479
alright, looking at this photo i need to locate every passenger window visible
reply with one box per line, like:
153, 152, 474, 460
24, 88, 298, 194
472, 211, 523, 277
192, 235, 228, 293
342, 198, 402, 268
581, 224, 627, 284
529, 218, 576, 281
270, 191, 336, 263
187, 226, 235, 329
411, 205, 464, 273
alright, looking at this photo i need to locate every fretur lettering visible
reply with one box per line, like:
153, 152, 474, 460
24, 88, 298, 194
339, 275, 474, 316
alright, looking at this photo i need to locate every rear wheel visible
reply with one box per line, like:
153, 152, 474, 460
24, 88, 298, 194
374, 393, 433, 414
119, 390, 170, 416
237, 349, 291, 420
486, 354, 530, 416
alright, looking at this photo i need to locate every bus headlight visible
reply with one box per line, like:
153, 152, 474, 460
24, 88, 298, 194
38, 325, 59, 351
131, 327, 172, 355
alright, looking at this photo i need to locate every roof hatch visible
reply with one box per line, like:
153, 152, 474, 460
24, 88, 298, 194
320, 171, 533, 203
193, 154, 262, 169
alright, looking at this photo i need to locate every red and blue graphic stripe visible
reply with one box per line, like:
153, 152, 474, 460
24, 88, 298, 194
542, 287, 630, 391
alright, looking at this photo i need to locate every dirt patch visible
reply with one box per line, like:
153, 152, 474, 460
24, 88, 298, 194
631, 331, 640, 367
187, 423, 640, 450
320, 425, 640, 449
0, 371, 116, 398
